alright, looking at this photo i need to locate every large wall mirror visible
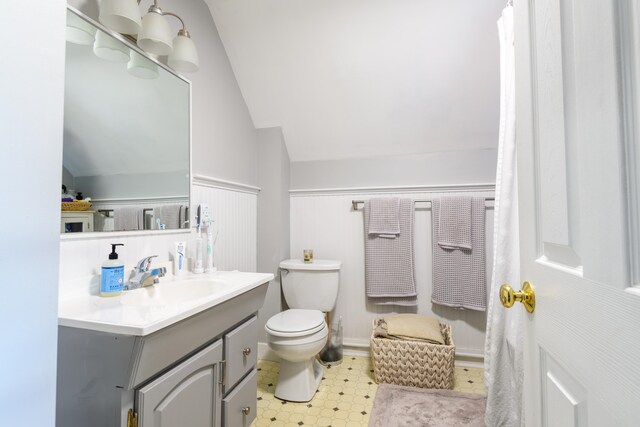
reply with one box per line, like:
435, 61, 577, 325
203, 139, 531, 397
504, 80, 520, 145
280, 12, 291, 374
62, 7, 190, 234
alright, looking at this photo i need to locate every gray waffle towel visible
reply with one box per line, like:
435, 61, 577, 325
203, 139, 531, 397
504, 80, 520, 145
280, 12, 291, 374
153, 204, 182, 229
114, 207, 143, 231
432, 197, 486, 311
438, 197, 472, 249
368, 197, 400, 237
365, 198, 417, 306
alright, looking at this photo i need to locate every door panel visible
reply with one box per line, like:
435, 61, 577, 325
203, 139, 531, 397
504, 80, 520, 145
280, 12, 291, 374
533, 0, 581, 271
515, 0, 640, 425
137, 340, 223, 427
540, 348, 587, 427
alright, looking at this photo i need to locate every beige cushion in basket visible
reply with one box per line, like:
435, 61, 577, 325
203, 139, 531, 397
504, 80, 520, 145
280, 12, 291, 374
377, 314, 445, 345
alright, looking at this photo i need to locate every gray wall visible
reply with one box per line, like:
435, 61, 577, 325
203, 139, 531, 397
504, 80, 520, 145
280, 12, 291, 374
62, 165, 75, 192
68, 0, 260, 186
0, 1, 66, 425
256, 127, 291, 341
290, 149, 497, 189
75, 171, 189, 200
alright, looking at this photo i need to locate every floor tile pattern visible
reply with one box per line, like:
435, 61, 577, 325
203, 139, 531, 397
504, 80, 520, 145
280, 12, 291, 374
251, 356, 485, 427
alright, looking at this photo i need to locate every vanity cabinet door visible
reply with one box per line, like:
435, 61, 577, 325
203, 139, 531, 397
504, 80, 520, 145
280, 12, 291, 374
137, 340, 223, 427
224, 316, 258, 392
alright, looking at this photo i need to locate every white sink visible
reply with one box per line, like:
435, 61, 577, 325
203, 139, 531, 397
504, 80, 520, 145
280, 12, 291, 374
58, 271, 274, 336
118, 277, 230, 307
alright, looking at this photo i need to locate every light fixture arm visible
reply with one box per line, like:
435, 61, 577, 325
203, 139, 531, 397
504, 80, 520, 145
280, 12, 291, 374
162, 12, 187, 33
136, 0, 189, 36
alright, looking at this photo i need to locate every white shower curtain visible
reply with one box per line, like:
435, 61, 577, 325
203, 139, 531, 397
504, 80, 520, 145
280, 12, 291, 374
484, 5, 523, 427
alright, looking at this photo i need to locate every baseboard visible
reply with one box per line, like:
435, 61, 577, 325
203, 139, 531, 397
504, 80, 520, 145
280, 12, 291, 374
258, 341, 485, 369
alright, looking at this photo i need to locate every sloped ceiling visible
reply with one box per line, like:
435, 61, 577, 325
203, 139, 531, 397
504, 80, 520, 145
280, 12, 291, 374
205, 0, 506, 162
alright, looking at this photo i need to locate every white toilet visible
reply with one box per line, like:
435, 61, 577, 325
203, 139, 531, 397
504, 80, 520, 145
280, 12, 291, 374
265, 259, 341, 402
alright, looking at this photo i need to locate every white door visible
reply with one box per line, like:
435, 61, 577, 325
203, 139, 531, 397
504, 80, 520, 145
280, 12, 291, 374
514, 0, 640, 425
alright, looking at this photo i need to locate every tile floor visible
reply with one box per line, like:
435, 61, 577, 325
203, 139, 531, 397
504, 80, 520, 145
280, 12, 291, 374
251, 356, 485, 427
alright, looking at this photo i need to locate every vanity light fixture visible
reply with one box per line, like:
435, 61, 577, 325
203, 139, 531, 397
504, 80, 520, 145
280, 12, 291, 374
93, 29, 130, 62
167, 21, 199, 72
66, 11, 96, 45
137, 4, 173, 55
98, 0, 142, 35
98, 0, 199, 73
127, 49, 159, 79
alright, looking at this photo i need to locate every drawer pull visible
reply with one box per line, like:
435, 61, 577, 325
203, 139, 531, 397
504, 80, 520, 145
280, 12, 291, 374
242, 406, 251, 416
242, 347, 251, 356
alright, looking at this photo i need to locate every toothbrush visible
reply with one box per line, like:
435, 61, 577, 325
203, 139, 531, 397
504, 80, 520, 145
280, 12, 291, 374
205, 219, 216, 272
194, 223, 204, 274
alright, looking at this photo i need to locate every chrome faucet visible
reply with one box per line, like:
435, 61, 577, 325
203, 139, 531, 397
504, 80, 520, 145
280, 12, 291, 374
125, 255, 166, 290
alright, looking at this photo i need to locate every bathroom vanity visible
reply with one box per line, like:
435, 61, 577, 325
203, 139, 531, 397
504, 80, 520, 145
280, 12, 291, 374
56, 272, 272, 427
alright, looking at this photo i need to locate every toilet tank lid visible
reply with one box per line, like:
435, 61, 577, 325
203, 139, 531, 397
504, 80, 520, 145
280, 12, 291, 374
279, 259, 342, 271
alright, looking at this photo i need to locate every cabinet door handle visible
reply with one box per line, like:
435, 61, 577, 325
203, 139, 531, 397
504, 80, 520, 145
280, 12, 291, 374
242, 347, 251, 356
242, 406, 251, 416
218, 359, 226, 385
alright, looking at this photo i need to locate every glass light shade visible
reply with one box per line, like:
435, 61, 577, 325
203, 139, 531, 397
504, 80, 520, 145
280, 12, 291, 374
137, 12, 173, 56
127, 50, 159, 79
99, 0, 142, 35
168, 34, 199, 73
93, 30, 130, 63
66, 12, 96, 45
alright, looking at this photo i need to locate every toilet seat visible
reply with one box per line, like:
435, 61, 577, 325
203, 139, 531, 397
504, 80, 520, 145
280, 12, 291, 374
266, 309, 325, 337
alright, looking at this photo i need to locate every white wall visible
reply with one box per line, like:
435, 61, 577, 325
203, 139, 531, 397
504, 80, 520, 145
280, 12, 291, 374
290, 189, 494, 358
0, 1, 66, 425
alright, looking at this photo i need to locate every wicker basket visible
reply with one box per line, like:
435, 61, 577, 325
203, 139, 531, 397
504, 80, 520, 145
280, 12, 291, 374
61, 201, 92, 211
371, 322, 455, 389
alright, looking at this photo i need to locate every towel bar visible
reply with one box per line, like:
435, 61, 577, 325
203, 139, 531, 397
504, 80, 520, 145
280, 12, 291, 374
351, 198, 494, 210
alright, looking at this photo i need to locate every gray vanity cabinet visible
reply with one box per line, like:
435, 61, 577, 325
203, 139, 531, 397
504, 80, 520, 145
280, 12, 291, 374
137, 340, 223, 427
56, 283, 268, 427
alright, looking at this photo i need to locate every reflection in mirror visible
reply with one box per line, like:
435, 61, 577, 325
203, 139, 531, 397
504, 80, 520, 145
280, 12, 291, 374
62, 8, 190, 234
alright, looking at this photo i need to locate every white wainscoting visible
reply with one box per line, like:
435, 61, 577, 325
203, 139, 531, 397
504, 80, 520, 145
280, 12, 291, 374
191, 182, 257, 273
290, 187, 494, 358
59, 181, 257, 296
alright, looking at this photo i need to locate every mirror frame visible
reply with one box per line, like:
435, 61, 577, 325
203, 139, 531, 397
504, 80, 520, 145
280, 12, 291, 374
61, 5, 192, 240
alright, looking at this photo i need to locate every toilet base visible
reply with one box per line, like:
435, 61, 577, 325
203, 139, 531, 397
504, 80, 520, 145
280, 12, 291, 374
275, 357, 323, 402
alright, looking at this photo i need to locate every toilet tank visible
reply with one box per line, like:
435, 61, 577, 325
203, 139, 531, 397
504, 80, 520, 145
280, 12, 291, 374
279, 259, 342, 311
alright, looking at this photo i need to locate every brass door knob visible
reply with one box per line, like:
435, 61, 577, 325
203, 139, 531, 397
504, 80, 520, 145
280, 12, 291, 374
500, 281, 535, 313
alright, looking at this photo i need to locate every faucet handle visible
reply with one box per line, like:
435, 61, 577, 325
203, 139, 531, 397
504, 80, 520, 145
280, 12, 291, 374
136, 255, 158, 272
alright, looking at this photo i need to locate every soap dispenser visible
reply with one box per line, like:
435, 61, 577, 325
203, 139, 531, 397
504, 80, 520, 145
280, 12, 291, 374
100, 243, 125, 297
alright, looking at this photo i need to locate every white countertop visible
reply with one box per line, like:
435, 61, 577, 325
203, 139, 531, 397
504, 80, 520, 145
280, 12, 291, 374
58, 271, 273, 336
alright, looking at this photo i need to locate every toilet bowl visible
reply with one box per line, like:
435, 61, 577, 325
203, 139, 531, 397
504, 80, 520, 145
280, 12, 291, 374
265, 309, 328, 402
266, 259, 341, 402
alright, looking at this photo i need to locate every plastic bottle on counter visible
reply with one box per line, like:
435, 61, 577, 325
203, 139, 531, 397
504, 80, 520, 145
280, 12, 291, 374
100, 243, 125, 297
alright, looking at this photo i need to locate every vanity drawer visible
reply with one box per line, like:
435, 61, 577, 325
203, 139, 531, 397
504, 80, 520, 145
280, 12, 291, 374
225, 316, 258, 390
223, 368, 257, 427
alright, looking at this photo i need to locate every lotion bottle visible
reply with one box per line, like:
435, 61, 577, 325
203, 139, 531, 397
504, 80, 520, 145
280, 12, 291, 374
100, 243, 124, 297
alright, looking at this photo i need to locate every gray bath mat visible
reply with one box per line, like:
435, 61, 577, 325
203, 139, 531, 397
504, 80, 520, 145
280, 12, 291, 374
369, 384, 486, 426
